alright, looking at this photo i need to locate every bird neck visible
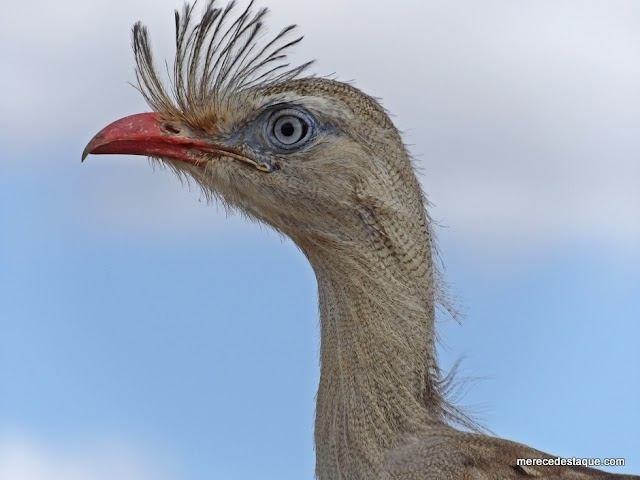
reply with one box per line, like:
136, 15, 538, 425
305, 228, 445, 480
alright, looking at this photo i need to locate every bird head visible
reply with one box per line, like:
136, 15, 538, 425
83, 1, 433, 272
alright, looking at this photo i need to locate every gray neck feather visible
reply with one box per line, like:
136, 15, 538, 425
302, 219, 445, 479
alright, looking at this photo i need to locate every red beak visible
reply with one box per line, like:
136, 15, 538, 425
82, 112, 276, 172
81, 112, 216, 166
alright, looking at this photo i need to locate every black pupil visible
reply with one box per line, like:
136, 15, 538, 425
281, 122, 295, 137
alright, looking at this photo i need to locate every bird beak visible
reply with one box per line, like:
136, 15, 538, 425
82, 112, 275, 172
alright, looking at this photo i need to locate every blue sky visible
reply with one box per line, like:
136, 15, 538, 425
1, 1, 639, 479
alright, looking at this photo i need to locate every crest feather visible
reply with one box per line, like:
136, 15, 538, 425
132, 0, 313, 121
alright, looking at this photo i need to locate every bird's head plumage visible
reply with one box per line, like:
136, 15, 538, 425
84, 1, 431, 252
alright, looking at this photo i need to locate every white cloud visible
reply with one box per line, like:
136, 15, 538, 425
0, 434, 177, 480
3, 0, 638, 251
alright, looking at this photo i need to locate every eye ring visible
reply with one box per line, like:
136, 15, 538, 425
266, 109, 313, 150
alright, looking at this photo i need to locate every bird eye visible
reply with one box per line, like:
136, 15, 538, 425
267, 110, 312, 150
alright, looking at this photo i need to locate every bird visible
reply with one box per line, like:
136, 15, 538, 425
82, 2, 638, 479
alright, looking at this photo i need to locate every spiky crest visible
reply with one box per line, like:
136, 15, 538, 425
132, 0, 313, 123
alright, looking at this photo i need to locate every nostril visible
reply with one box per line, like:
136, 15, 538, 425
162, 123, 181, 135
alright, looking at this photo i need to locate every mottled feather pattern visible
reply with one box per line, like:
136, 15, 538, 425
94, 2, 640, 479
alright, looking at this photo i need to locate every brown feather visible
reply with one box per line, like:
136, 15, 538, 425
91, 2, 638, 479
